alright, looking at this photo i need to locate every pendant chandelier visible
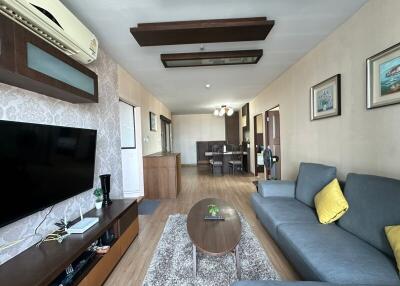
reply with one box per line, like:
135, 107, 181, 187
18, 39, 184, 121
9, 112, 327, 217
213, 105, 234, 117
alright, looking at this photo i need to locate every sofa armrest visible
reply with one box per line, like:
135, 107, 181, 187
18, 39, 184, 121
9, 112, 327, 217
257, 180, 296, 198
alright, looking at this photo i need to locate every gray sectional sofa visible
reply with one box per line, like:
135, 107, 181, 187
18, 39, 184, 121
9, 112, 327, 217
233, 163, 400, 286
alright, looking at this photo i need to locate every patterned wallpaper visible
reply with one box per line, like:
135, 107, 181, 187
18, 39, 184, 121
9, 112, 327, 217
0, 49, 123, 265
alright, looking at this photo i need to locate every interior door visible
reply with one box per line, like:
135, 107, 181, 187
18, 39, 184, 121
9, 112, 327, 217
265, 108, 281, 180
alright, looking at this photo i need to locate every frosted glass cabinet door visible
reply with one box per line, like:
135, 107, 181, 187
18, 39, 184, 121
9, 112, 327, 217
26, 43, 95, 95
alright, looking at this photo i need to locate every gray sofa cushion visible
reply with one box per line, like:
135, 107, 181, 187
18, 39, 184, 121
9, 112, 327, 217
338, 173, 400, 257
276, 223, 399, 285
251, 193, 318, 240
258, 180, 296, 198
231, 282, 372, 286
295, 163, 336, 208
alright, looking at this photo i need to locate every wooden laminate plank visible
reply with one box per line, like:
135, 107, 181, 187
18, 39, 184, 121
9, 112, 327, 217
105, 166, 299, 285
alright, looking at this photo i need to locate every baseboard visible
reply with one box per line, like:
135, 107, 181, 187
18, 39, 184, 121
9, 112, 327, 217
123, 190, 142, 198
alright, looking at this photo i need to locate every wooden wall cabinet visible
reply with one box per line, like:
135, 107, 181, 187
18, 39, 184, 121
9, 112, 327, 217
241, 103, 250, 138
0, 14, 98, 103
225, 111, 239, 145
0, 15, 15, 72
241, 103, 250, 172
144, 152, 181, 199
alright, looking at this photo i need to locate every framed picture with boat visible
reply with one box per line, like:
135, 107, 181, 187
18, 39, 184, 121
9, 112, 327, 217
310, 74, 341, 121
367, 42, 400, 109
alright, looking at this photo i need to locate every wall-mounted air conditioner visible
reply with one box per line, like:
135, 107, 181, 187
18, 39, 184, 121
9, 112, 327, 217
0, 0, 98, 64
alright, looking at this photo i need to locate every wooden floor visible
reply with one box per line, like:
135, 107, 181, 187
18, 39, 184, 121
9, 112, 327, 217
105, 166, 299, 285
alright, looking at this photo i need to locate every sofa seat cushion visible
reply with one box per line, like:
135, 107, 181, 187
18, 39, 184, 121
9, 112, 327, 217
251, 193, 318, 240
295, 163, 337, 208
276, 223, 399, 285
338, 173, 400, 257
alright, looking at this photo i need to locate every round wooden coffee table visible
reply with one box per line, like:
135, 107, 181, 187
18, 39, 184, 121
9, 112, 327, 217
187, 198, 242, 278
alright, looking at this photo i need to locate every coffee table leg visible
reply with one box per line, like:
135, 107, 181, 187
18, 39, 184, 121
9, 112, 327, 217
193, 244, 197, 277
235, 244, 241, 279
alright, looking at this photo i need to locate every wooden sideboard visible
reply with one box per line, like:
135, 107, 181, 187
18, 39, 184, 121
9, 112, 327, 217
143, 152, 181, 199
0, 200, 138, 286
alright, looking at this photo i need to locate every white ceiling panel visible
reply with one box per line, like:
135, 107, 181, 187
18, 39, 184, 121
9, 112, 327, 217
61, 0, 367, 114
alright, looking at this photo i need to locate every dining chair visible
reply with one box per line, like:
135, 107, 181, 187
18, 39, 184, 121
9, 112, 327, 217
210, 144, 224, 175
228, 145, 243, 175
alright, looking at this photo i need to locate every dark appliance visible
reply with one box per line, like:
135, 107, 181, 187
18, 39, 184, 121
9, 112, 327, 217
0, 120, 97, 227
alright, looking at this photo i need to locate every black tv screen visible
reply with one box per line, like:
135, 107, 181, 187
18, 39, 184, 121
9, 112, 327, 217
0, 120, 97, 228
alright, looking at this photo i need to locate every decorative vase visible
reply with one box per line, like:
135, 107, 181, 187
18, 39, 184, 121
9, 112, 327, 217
100, 174, 112, 207
95, 201, 102, 209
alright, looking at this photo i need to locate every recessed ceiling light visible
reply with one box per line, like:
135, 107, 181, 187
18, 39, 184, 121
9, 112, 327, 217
205, 83, 211, 89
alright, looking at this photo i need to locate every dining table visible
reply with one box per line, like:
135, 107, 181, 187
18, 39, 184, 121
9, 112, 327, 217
204, 151, 247, 173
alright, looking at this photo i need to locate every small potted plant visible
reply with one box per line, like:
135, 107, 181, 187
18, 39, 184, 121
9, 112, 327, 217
208, 204, 220, 217
93, 188, 103, 209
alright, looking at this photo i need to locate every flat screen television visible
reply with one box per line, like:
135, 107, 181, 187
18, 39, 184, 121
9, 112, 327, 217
0, 120, 97, 228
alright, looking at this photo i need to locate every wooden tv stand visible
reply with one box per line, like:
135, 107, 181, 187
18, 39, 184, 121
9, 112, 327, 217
0, 199, 138, 286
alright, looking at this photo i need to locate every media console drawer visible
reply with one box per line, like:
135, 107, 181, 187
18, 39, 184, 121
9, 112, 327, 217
119, 200, 138, 235
80, 241, 120, 286
79, 217, 139, 286
119, 218, 139, 255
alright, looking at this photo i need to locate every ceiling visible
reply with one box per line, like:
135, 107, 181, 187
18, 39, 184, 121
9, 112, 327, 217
61, 0, 367, 115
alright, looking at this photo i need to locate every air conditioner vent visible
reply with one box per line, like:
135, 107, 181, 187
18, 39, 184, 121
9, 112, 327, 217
30, 3, 63, 30
0, 3, 76, 55
0, 0, 98, 64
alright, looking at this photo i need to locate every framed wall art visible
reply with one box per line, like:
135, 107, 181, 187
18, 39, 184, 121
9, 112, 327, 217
310, 74, 341, 121
367, 42, 400, 109
149, 111, 157, 131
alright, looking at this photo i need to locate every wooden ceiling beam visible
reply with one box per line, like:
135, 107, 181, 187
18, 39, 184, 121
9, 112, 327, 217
130, 17, 274, 46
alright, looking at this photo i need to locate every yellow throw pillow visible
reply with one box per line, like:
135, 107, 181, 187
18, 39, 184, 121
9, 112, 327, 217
314, 178, 349, 224
385, 225, 400, 272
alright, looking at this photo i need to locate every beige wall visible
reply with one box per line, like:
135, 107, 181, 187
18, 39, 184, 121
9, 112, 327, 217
172, 114, 226, 164
256, 114, 263, 134
118, 66, 171, 156
249, 0, 400, 180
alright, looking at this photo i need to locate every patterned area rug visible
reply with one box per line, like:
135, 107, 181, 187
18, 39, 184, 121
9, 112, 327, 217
143, 214, 280, 286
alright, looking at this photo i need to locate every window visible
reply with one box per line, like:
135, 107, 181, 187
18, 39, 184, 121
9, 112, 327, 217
119, 101, 136, 149
160, 115, 172, 152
